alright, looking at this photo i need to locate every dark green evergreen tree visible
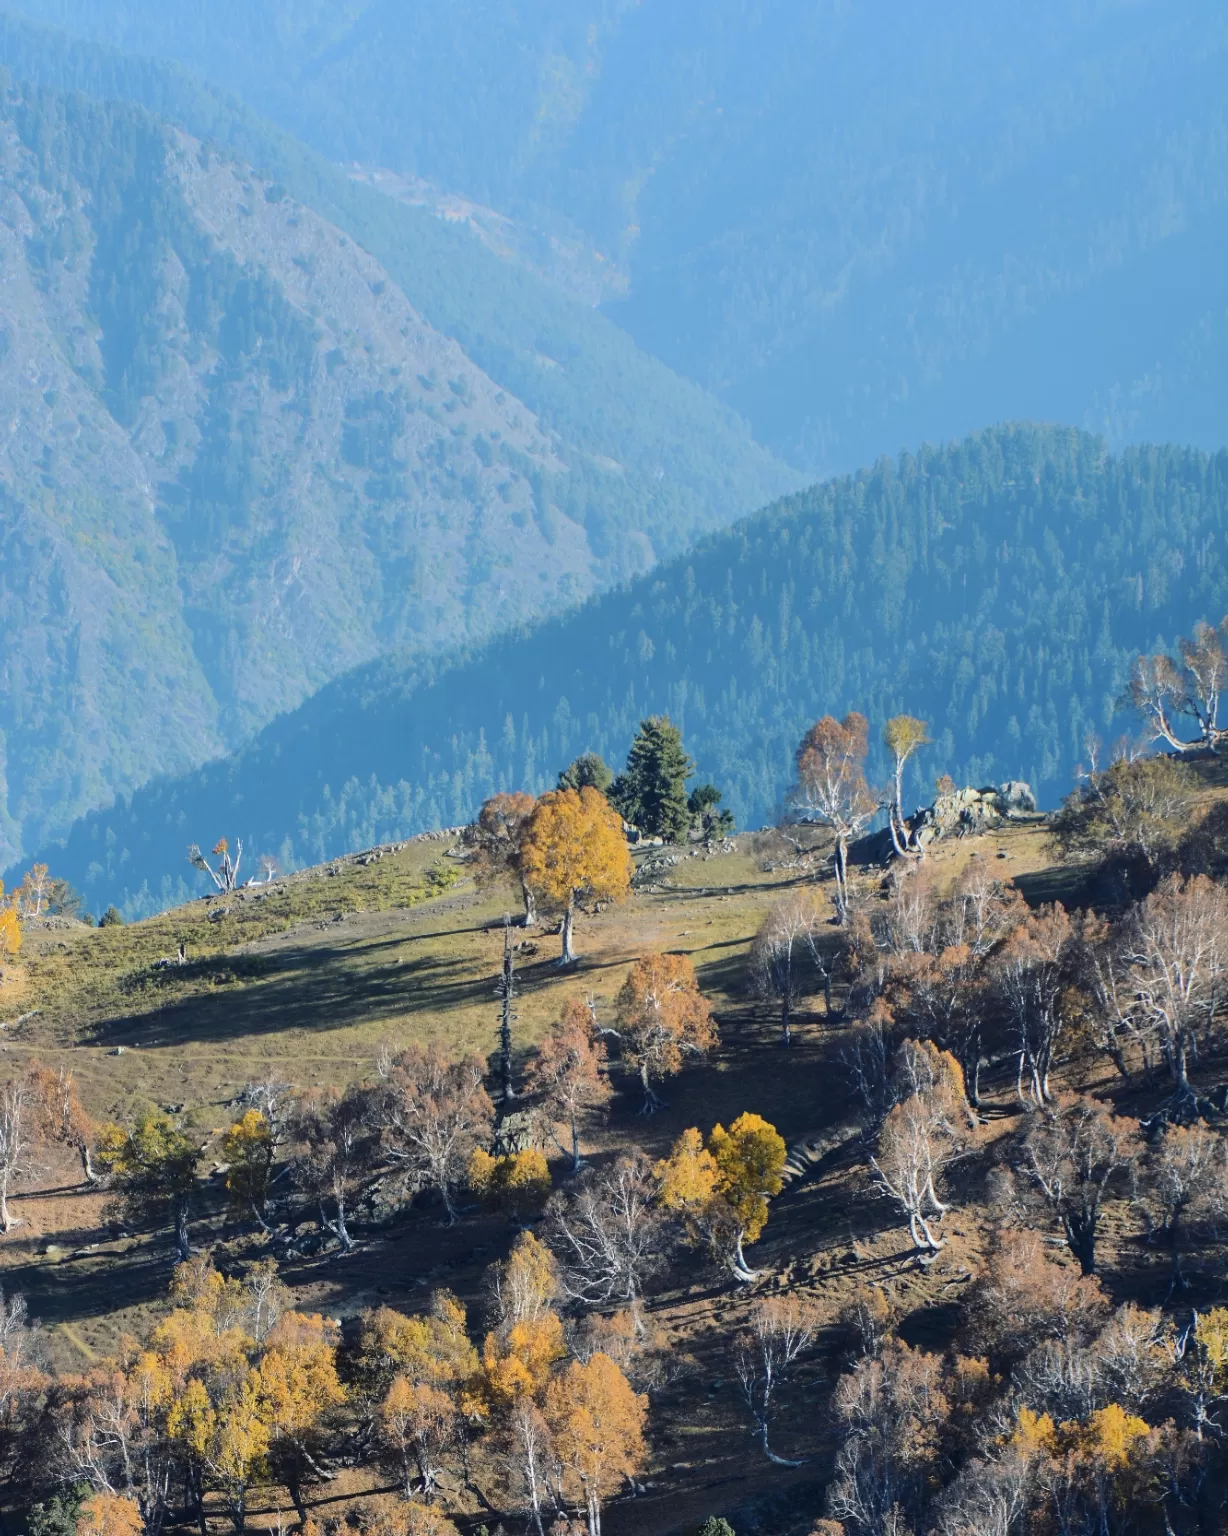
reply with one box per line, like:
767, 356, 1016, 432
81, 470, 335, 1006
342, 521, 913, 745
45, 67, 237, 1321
557, 752, 614, 794
611, 716, 694, 841
688, 784, 736, 848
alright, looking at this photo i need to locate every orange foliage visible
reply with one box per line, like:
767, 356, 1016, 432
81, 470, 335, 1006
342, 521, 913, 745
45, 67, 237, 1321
616, 951, 716, 1107
519, 787, 631, 959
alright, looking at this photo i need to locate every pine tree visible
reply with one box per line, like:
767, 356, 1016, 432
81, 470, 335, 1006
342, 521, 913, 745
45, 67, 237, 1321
611, 716, 694, 841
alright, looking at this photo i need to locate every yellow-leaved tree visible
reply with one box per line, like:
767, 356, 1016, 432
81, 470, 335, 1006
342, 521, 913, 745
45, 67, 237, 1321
75, 1493, 144, 1536
519, 787, 631, 964
254, 1312, 346, 1523
220, 1107, 275, 1231
0, 884, 20, 969
543, 1351, 647, 1536
359, 1291, 483, 1501
883, 714, 931, 857
657, 1112, 786, 1281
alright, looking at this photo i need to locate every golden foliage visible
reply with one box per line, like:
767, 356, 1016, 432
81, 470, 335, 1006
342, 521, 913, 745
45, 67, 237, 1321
709, 1112, 787, 1245
657, 1112, 785, 1266
75, 1494, 144, 1536
490, 1230, 560, 1326
367, 1502, 460, 1536
468, 1146, 551, 1218
355, 1293, 481, 1402
482, 1311, 567, 1406
219, 1108, 274, 1213
655, 1127, 720, 1215
543, 1352, 648, 1511
0, 883, 20, 961
519, 787, 631, 913
256, 1311, 345, 1437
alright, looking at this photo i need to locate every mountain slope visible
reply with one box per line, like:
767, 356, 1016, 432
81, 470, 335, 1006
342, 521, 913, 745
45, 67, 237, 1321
25, 425, 1227, 918
0, 12, 793, 535
0, 72, 794, 868
10, 0, 1225, 470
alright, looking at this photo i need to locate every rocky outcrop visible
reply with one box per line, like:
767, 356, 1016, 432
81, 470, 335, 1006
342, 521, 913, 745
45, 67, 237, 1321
910, 781, 1040, 846
852, 781, 1041, 865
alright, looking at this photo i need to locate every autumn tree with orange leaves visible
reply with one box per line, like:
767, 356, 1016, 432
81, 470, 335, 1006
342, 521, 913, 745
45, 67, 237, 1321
519, 787, 631, 964
28, 1061, 98, 1184
543, 1351, 647, 1536
469, 791, 539, 925
614, 952, 716, 1111
527, 997, 612, 1169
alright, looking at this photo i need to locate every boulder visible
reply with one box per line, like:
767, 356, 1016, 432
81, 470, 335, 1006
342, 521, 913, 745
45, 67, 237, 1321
912, 780, 1040, 843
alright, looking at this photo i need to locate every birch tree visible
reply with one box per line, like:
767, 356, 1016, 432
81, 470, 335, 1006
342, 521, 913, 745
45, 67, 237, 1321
790, 712, 877, 921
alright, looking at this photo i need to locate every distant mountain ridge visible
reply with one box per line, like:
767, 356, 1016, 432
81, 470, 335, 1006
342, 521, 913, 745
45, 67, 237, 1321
0, 54, 793, 867
21, 425, 1227, 920
7, 0, 1224, 470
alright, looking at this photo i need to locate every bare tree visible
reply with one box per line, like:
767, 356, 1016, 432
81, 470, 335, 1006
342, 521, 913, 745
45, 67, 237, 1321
993, 904, 1074, 1105
377, 1046, 495, 1222
0, 1080, 31, 1233
827, 1340, 948, 1535
935, 1446, 1037, 1536
504, 1395, 554, 1536
752, 890, 825, 1046
870, 1043, 964, 1257
1130, 617, 1228, 752
296, 1085, 378, 1250
1146, 1122, 1226, 1283
546, 1152, 665, 1312
187, 836, 242, 893
735, 1293, 822, 1464
1120, 874, 1228, 1111
789, 712, 877, 921
1021, 1093, 1141, 1276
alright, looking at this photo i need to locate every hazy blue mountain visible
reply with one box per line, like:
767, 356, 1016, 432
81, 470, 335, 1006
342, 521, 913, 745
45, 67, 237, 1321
20, 426, 1226, 919
0, 48, 793, 868
9, 1, 1225, 469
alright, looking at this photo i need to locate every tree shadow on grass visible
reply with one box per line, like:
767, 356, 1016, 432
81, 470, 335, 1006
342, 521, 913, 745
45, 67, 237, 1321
9, 1242, 174, 1327
91, 930, 502, 1048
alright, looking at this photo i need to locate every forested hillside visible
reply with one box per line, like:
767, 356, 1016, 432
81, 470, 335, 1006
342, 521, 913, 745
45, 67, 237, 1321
9, 0, 1225, 469
25, 426, 1227, 918
0, 66, 792, 870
